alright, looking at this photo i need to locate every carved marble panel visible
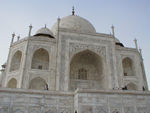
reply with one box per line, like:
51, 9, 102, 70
0, 107, 8, 113
44, 98, 57, 105
69, 42, 106, 59
147, 107, 150, 113
59, 98, 73, 106
95, 106, 107, 113
28, 107, 41, 113
29, 97, 41, 104
58, 107, 72, 113
0, 96, 11, 104
13, 110, 25, 113
137, 107, 147, 113
110, 107, 121, 113
136, 96, 147, 106
12, 107, 25, 113
124, 107, 134, 113
109, 96, 122, 106
45, 107, 56, 113
122, 96, 135, 105
80, 105, 93, 113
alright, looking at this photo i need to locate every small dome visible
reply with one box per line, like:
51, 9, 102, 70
35, 27, 54, 38
2, 62, 6, 68
51, 15, 96, 34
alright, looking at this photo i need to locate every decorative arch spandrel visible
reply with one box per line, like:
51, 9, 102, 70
69, 42, 106, 61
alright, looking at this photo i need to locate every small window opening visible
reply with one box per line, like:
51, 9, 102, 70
124, 73, 128, 76
38, 65, 42, 69
143, 86, 145, 91
45, 84, 48, 90
78, 68, 87, 80
122, 86, 127, 90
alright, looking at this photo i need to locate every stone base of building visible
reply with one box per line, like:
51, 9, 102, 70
0, 88, 150, 113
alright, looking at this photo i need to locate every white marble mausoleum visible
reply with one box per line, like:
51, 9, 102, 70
0, 9, 150, 113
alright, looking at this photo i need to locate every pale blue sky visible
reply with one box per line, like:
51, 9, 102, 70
0, 0, 150, 87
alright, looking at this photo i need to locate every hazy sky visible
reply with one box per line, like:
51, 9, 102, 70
0, 0, 150, 87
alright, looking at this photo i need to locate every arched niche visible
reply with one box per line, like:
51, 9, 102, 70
126, 82, 137, 90
10, 51, 22, 72
122, 57, 134, 76
7, 78, 17, 88
31, 48, 49, 70
29, 77, 48, 90
70, 50, 105, 90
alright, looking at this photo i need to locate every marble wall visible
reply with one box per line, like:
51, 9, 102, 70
0, 88, 74, 113
0, 88, 150, 113
75, 89, 150, 113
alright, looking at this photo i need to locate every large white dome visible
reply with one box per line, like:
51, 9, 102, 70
51, 15, 96, 34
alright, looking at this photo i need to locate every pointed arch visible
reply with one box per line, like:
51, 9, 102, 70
122, 57, 134, 76
31, 48, 49, 70
10, 50, 22, 71
126, 82, 137, 90
7, 78, 17, 88
70, 49, 106, 90
29, 77, 47, 90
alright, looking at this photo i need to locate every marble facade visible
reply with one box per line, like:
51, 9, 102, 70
0, 12, 149, 113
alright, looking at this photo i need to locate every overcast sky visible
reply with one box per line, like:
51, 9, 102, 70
0, 0, 150, 87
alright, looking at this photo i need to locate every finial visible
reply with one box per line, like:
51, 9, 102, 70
72, 6, 75, 15
45, 24, 47, 28
57, 17, 60, 21
134, 38, 138, 50
28, 24, 33, 37
139, 48, 144, 60
11, 32, 15, 44
29, 24, 32, 29
57, 17, 61, 25
12, 32, 15, 38
139, 48, 142, 54
57, 17, 61, 32
111, 25, 115, 36
17, 35, 20, 41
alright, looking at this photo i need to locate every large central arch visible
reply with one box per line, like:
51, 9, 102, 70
70, 50, 106, 90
